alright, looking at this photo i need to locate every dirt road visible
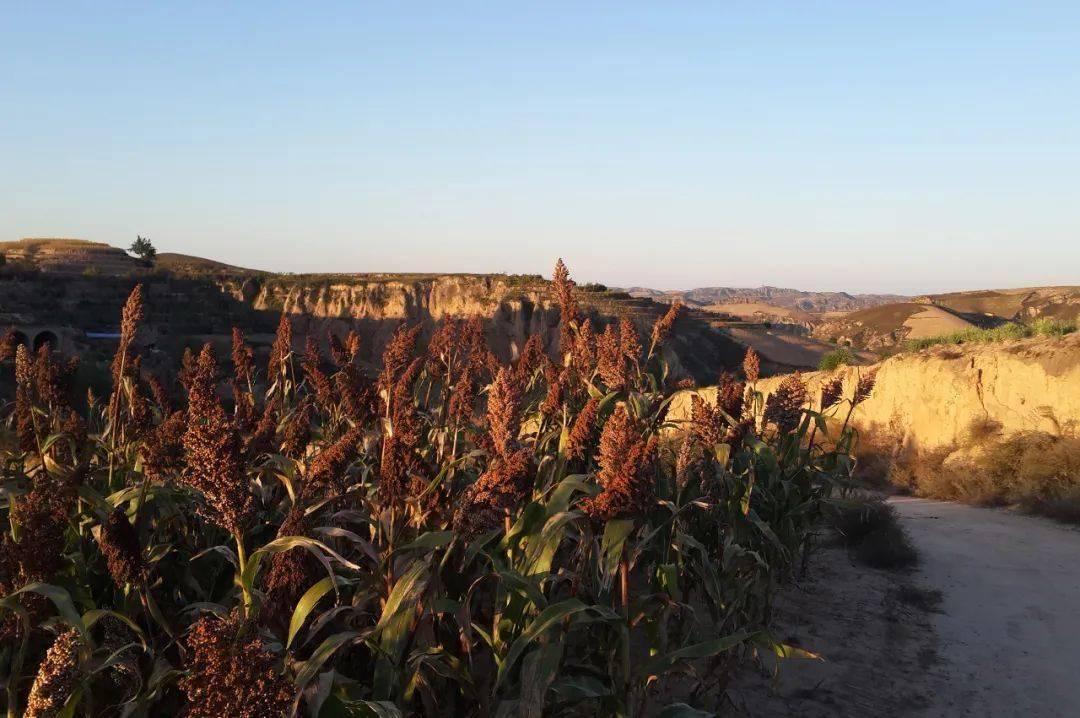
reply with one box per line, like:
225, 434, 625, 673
890, 497, 1080, 717
733, 498, 1080, 717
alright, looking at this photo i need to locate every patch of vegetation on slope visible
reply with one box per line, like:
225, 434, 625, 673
903, 318, 1076, 351
817, 347, 856, 371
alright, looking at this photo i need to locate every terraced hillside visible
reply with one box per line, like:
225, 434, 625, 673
0, 238, 143, 275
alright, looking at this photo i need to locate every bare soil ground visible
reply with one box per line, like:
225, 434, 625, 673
900, 306, 974, 339
728, 541, 945, 716
731, 497, 1080, 717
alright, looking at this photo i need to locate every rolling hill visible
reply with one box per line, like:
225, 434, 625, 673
810, 302, 978, 349
925, 287, 1080, 324
621, 285, 906, 314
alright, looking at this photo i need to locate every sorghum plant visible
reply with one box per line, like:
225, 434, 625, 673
0, 261, 850, 717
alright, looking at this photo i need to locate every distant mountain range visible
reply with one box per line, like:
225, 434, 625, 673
618, 286, 908, 314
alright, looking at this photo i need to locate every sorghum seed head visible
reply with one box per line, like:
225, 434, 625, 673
262, 506, 320, 629
716, 372, 746, 419
689, 394, 725, 446
763, 372, 808, 434
378, 323, 421, 402
597, 323, 628, 391
231, 327, 255, 385
581, 408, 656, 522
742, 347, 760, 384
301, 336, 334, 410
266, 313, 293, 379
487, 367, 522, 458
181, 344, 252, 533
453, 447, 532, 538
305, 424, 363, 500
650, 301, 681, 348
179, 611, 295, 718
99, 507, 142, 587
540, 366, 568, 418
820, 376, 844, 408
855, 369, 878, 404
25, 628, 82, 718
619, 317, 641, 363
566, 397, 599, 460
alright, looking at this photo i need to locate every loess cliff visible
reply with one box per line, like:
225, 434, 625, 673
0, 263, 745, 382
671, 334, 1080, 451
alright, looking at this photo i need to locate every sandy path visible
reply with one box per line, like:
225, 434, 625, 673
890, 497, 1080, 717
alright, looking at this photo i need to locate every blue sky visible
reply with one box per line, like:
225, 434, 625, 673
2, 2, 1077, 293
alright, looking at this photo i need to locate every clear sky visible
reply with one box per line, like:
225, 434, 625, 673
2, 2, 1078, 294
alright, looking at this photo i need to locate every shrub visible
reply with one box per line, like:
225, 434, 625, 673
829, 497, 918, 569
831, 497, 894, 544
1030, 317, 1078, 337
128, 234, 157, 261
878, 420, 1080, 524
1029, 489, 1080, 523
818, 347, 855, 371
855, 525, 918, 569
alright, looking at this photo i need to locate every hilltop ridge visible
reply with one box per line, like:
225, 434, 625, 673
4, 239, 1074, 368
0, 238, 142, 275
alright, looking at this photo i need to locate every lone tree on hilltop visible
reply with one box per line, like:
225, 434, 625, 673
129, 235, 157, 262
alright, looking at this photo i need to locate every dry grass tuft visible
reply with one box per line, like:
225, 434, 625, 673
829, 498, 918, 570
867, 418, 1080, 524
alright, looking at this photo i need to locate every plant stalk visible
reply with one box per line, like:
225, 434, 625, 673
620, 549, 632, 717
233, 529, 253, 619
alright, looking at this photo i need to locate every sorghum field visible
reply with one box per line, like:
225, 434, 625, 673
0, 260, 873, 717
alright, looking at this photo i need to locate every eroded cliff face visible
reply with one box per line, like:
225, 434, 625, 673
205, 274, 750, 379
670, 334, 1080, 452
0, 271, 747, 381
231, 275, 564, 365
